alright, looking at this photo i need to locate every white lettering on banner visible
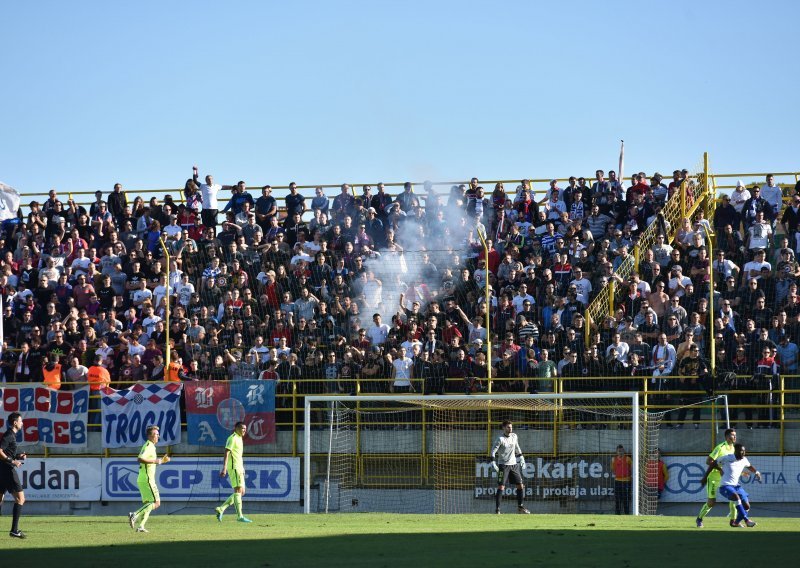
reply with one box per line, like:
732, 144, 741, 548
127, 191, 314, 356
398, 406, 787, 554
0, 386, 89, 447
19, 458, 102, 501
663, 456, 800, 502
246, 384, 265, 406
101, 457, 300, 501
248, 417, 267, 440
197, 420, 217, 443
194, 387, 215, 409
474, 456, 613, 500
475, 458, 608, 480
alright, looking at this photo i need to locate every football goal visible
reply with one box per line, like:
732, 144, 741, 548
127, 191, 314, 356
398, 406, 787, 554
304, 392, 665, 515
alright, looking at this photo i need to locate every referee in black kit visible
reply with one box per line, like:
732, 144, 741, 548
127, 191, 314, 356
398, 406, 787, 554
0, 412, 27, 539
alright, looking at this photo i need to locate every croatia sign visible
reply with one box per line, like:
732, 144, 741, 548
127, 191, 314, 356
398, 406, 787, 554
185, 380, 276, 446
0, 385, 89, 447
663, 455, 800, 503
101, 382, 183, 448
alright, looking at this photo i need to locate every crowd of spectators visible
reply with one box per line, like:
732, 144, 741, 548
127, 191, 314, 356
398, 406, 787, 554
1, 168, 798, 426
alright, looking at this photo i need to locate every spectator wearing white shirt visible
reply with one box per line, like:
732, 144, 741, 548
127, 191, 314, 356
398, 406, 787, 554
511, 284, 535, 313
760, 174, 783, 223
729, 180, 751, 215
193, 165, 234, 228
141, 307, 162, 337
175, 274, 195, 307
743, 250, 771, 280
70, 248, 92, 276
712, 250, 740, 282
651, 234, 674, 267
132, 279, 153, 306
746, 211, 772, 252
249, 336, 270, 364
667, 265, 691, 297
276, 337, 292, 359
544, 191, 567, 220
152, 274, 171, 311
569, 267, 593, 306
400, 331, 423, 357
606, 333, 630, 365
650, 333, 677, 383
630, 273, 651, 297
163, 215, 182, 238
367, 314, 390, 346
391, 347, 414, 392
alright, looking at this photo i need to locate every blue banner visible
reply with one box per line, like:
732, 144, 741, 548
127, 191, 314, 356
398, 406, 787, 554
185, 380, 276, 446
101, 457, 299, 501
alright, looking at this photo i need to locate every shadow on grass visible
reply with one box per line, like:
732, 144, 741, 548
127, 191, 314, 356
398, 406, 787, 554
8, 527, 797, 568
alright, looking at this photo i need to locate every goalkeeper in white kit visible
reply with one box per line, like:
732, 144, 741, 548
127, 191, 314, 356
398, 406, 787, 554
490, 420, 530, 514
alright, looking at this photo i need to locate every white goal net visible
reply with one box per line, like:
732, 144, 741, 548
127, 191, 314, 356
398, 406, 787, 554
304, 393, 664, 515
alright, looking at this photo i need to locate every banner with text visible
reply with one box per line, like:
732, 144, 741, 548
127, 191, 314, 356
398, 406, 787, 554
18, 458, 102, 501
101, 457, 299, 501
185, 380, 276, 446
101, 382, 182, 448
0, 385, 89, 447
474, 456, 616, 500
663, 456, 800, 503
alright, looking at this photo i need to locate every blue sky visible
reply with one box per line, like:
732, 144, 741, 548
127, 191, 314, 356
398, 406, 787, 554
2, 0, 798, 199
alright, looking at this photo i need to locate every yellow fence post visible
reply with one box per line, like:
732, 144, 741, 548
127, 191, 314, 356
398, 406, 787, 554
608, 280, 615, 315
158, 237, 171, 368
476, 228, 492, 393
584, 310, 591, 347
681, 179, 686, 221
780, 375, 785, 455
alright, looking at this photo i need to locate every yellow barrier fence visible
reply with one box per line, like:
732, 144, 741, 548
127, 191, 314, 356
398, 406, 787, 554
15, 375, 800, 458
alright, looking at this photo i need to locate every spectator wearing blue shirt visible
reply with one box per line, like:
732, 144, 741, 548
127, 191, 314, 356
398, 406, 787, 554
222, 181, 254, 215
775, 335, 798, 375
255, 185, 278, 230
310, 186, 330, 217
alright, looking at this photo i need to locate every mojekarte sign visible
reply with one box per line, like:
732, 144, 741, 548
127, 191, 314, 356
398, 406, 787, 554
474, 456, 616, 500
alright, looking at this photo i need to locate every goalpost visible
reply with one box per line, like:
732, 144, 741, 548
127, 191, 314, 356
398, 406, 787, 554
304, 392, 665, 515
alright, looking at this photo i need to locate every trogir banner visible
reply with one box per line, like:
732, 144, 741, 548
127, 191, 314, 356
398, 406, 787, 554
101, 382, 182, 448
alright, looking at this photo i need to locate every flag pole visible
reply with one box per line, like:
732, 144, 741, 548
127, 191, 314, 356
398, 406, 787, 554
618, 140, 625, 187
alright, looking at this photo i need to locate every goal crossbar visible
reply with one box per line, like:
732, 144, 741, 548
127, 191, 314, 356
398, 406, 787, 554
304, 392, 640, 514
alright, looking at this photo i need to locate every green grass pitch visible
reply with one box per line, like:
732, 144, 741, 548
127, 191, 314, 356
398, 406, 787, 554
5, 514, 799, 567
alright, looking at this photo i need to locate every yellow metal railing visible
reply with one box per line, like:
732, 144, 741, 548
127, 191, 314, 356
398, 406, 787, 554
22, 374, 799, 458
20, 169, 798, 213
585, 153, 715, 345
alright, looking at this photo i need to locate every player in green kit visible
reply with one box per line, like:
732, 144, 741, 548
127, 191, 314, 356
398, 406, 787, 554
129, 425, 170, 533
215, 422, 251, 523
696, 427, 737, 527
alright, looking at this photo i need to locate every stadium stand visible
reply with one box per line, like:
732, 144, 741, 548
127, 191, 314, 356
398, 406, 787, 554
2, 163, 800, 438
